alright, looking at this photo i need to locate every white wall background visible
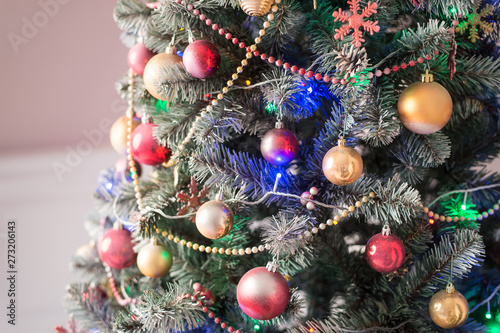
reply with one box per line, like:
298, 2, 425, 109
0, 0, 127, 332
0, 1, 500, 333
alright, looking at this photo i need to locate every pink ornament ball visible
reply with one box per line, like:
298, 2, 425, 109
130, 123, 171, 166
183, 40, 221, 79
236, 267, 290, 320
260, 128, 299, 166
366, 232, 406, 274
128, 43, 155, 75
99, 228, 136, 269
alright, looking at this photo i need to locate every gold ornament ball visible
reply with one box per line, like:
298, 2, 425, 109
322, 139, 363, 186
429, 283, 469, 329
143, 47, 183, 101
110, 116, 140, 155
398, 72, 453, 135
137, 239, 173, 278
195, 200, 234, 239
239, 0, 274, 16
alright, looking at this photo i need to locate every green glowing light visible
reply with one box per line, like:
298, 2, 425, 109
490, 325, 500, 333
487, 312, 492, 319
461, 204, 466, 210
450, 7, 457, 14
156, 99, 169, 112
254, 324, 260, 330
265, 103, 278, 113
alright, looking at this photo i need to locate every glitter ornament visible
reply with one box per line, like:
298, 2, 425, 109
110, 116, 140, 155
183, 40, 221, 79
429, 283, 469, 329
143, 47, 183, 100
137, 238, 173, 278
398, 70, 452, 135
195, 199, 234, 239
366, 225, 405, 274
130, 121, 171, 166
99, 224, 136, 270
260, 123, 299, 166
239, 0, 274, 17
322, 138, 363, 185
237, 266, 290, 320
127, 42, 155, 76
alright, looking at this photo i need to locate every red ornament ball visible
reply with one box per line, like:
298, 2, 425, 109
366, 232, 406, 274
99, 228, 136, 269
236, 267, 290, 320
128, 43, 155, 75
260, 128, 299, 166
130, 123, 171, 166
182, 40, 221, 79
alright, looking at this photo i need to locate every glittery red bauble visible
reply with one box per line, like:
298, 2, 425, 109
236, 267, 290, 320
182, 40, 221, 79
260, 128, 299, 166
130, 123, 171, 166
128, 43, 155, 75
99, 229, 136, 269
366, 232, 406, 274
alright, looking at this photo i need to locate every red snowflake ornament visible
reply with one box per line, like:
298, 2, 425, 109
176, 177, 210, 223
332, 0, 380, 48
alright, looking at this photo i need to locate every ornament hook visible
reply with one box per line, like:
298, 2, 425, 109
421, 69, 434, 83
382, 223, 391, 236
266, 258, 280, 272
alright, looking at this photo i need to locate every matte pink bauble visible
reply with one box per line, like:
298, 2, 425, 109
237, 267, 290, 320
128, 43, 155, 75
130, 123, 171, 166
366, 232, 406, 273
99, 229, 136, 269
260, 128, 299, 166
182, 40, 221, 79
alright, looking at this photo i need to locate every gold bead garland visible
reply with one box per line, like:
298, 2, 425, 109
126, 69, 144, 212
423, 199, 500, 224
146, 192, 377, 255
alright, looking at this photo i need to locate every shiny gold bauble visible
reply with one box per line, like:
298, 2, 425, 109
137, 238, 173, 278
322, 138, 363, 186
398, 71, 453, 135
195, 200, 234, 239
240, 0, 274, 16
143, 47, 183, 101
110, 116, 140, 155
429, 283, 469, 329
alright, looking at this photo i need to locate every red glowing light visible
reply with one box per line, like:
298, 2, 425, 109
429, 219, 435, 224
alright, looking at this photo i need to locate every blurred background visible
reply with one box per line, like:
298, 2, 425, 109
0, 1, 499, 333
0, 1, 127, 332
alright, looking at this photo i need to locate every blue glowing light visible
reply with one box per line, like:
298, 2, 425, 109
176, 50, 184, 57
105, 182, 113, 190
307, 86, 313, 94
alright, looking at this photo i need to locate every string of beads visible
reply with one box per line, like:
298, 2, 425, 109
146, 192, 376, 255
423, 199, 500, 224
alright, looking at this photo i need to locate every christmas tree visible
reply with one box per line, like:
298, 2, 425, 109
60, 0, 500, 332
